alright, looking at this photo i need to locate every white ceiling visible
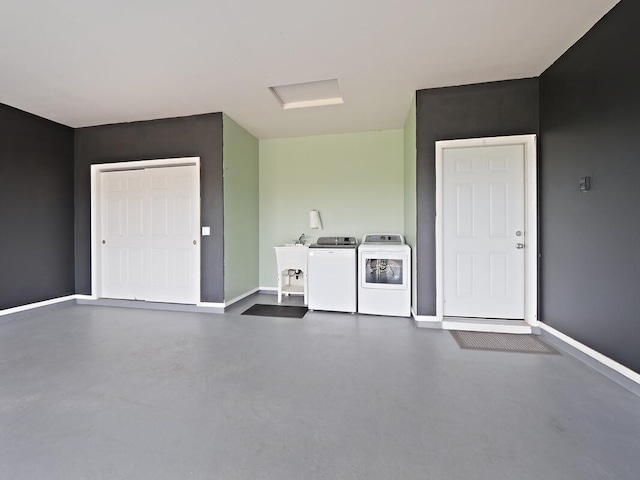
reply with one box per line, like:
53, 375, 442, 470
0, 0, 619, 139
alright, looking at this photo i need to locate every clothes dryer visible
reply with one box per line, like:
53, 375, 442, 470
358, 234, 411, 317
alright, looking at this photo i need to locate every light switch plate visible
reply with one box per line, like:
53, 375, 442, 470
202, 226, 211, 236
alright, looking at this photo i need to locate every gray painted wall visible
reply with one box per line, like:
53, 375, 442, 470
415, 79, 540, 316
0, 103, 75, 309
74, 113, 225, 303
540, 0, 640, 372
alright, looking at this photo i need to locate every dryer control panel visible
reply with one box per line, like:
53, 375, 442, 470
361, 234, 404, 245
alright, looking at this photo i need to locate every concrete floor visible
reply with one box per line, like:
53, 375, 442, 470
1, 294, 639, 480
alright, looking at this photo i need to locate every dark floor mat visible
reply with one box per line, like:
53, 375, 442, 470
450, 331, 559, 354
242, 304, 308, 318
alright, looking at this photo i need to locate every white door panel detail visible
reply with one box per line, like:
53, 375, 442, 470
456, 185, 474, 237
456, 253, 474, 298
489, 253, 508, 298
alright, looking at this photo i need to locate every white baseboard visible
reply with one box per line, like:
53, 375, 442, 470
196, 301, 225, 308
0, 295, 77, 317
1, 291, 257, 315
412, 308, 441, 328
75, 294, 98, 301
539, 322, 640, 386
223, 288, 259, 307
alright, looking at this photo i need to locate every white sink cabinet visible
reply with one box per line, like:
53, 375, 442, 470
274, 245, 309, 305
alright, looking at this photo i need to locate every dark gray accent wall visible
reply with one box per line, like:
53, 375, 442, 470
540, 0, 640, 372
74, 113, 224, 303
0, 104, 75, 309
415, 79, 540, 316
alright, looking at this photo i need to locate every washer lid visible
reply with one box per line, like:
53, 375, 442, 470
310, 236, 357, 248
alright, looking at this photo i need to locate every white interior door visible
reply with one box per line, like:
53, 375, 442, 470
145, 166, 199, 303
101, 170, 147, 301
443, 144, 525, 319
101, 165, 200, 304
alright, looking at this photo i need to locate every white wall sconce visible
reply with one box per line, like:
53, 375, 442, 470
309, 210, 323, 229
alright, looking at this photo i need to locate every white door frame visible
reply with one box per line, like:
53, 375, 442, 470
435, 135, 537, 330
90, 157, 201, 300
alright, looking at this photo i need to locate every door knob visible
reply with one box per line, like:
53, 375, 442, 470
516, 243, 524, 249
516, 231, 523, 237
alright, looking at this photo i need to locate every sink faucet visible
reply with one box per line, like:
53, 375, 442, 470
296, 233, 306, 245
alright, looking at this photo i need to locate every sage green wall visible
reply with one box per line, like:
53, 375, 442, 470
259, 130, 404, 288
223, 114, 259, 301
403, 96, 417, 311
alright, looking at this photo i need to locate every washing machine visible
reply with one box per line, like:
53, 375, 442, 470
358, 234, 411, 317
308, 236, 358, 313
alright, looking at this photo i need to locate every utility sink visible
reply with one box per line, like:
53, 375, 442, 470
274, 245, 309, 272
274, 245, 309, 304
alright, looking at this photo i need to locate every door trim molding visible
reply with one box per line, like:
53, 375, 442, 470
435, 135, 537, 328
90, 157, 201, 300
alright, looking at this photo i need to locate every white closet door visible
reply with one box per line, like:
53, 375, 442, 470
100, 165, 200, 304
144, 166, 200, 304
101, 170, 148, 300
443, 144, 525, 319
